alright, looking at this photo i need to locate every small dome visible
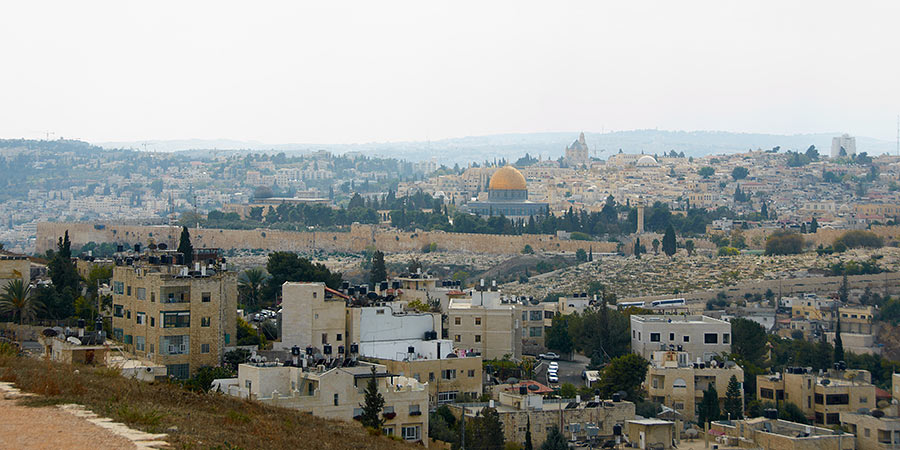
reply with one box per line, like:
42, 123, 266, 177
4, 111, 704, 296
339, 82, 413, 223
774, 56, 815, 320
489, 166, 527, 191
636, 155, 658, 167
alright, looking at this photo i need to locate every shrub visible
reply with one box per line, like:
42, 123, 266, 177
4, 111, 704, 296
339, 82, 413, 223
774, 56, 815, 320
765, 231, 804, 255
522, 244, 534, 254
834, 230, 884, 249
717, 247, 740, 257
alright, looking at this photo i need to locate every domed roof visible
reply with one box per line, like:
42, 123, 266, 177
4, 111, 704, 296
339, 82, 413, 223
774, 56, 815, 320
636, 155, 658, 167
489, 166, 527, 191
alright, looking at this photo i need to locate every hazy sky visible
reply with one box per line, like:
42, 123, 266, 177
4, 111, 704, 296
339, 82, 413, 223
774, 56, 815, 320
2, 1, 899, 144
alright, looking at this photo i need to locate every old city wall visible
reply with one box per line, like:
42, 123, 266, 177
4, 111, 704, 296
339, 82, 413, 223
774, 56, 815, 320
36, 222, 616, 256
722, 225, 900, 250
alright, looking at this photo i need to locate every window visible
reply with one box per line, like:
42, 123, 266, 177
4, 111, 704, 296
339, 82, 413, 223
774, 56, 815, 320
225, 333, 230, 344
127, 286, 131, 296
114, 305, 124, 317
202, 292, 211, 303
136, 312, 145, 325
382, 427, 394, 436
125, 335, 132, 345
322, 333, 328, 344
442, 369, 456, 380
162, 311, 190, 328
353, 408, 363, 417
336, 334, 342, 341
113, 281, 124, 295
150, 317, 155, 327
825, 394, 849, 405
454, 335, 461, 342
437, 391, 458, 404
673, 378, 687, 388
530, 311, 542, 321
860, 396, 868, 404
149, 343, 154, 354
166, 364, 190, 380
814, 393, 823, 404
113, 328, 123, 340
402, 425, 420, 441
468, 370, 475, 377
683, 336, 690, 342
135, 336, 145, 351
704, 333, 718, 344
475, 335, 481, 343
865, 428, 870, 437
760, 388, 774, 399
160, 335, 189, 355
455, 317, 461, 325
245, 380, 251, 389
126, 310, 131, 319
475, 317, 482, 325
669, 333, 675, 341
383, 406, 394, 415
151, 292, 155, 302
723, 333, 730, 344
201, 317, 211, 327
136, 288, 146, 300
530, 327, 542, 337
826, 413, 840, 425
201, 343, 210, 354
650, 333, 661, 342
333, 393, 339, 406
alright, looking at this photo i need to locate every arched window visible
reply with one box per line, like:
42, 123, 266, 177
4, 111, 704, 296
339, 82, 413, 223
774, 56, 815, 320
673, 378, 687, 389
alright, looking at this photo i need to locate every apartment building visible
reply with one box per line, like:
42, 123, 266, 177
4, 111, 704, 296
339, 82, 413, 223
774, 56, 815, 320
630, 315, 731, 363
712, 417, 855, 450
447, 287, 522, 360
110, 254, 237, 379
757, 367, 876, 426
646, 351, 744, 421
450, 394, 634, 446
278, 282, 349, 353
839, 373, 900, 450
375, 355, 482, 405
233, 362, 429, 446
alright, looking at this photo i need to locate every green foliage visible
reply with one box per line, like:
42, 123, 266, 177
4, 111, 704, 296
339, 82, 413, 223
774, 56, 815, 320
182, 366, 234, 392
684, 239, 695, 256
724, 375, 743, 419
545, 314, 574, 355
717, 246, 740, 256
828, 259, 882, 276
559, 383, 578, 398
570, 231, 592, 241
764, 231, 803, 255
522, 244, 534, 254
731, 318, 767, 367
359, 366, 385, 431
223, 348, 252, 371
698, 166, 714, 178
662, 224, 676, 256
524, 417, 533, 450
539, 426, 566, 450
0, 279, 41, 324
834, 230, 884, 250
634, 400, 662, 418
369, 250, 387, 288
178, 226, 194, 267
45, 231, 79, 319
731, 166, 749, 180
236, 317, 264, 348
596, 354, 649, 402
429, 405, 457, 444
575, 248, 587, 262
263, 252, 343, 304
463, 407, 505, 450
698, 385, 720, 425
238, 268, 267, 312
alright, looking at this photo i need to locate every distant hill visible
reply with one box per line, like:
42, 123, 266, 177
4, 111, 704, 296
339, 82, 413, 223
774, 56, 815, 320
95, 130, 897, 164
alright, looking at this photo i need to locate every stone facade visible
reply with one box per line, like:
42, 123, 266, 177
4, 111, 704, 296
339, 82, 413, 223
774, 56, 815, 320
646, 351, 744, 421
0, 255, 30, 288
110, 262, 237, 378
375, 356, 483, 406
757, 368, 876, 426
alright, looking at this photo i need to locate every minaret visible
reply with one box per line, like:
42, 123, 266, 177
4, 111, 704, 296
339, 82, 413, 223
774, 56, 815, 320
636, 198, 645, 234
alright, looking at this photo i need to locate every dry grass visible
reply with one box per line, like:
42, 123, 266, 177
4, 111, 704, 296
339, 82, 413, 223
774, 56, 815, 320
0, 356, 416, 450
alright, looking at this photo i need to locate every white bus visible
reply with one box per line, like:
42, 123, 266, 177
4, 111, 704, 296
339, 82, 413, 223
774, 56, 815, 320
650, 298, 686, 308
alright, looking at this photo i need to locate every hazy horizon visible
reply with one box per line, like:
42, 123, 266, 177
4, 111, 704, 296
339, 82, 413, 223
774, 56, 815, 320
2, 1, 899, 144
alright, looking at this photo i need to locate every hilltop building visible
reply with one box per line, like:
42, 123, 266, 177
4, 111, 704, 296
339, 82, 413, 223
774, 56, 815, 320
565, 132, 590, 167
465, 166, 548, 218
630, 315, 731, 363
831, 134, 857, 158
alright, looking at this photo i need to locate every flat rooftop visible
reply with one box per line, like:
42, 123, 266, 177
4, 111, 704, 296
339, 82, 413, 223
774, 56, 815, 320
631, 315, 728, 325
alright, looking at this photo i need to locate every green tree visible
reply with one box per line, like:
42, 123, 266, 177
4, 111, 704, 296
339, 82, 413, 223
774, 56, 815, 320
731, 318, 767, 366
684, 239, 695, 257
559, 383, 578, 398
724, 375, 743, 419
651, 238, 660, 255
662, 224, 676, 257
359, 366, 385, 431
838, 273, 849, 303
596, 353, 649, 402
0, 280, 42, 324
575, 248, 587, 262
178, 226, 194, 267
633, 237, 642, 259
539, 426, 566, 450
698, 166, 714, 178
45, 231, 79, 319
545, 314, 574, 356
465, 406, 505, 450
810, 217, 819, 233
238, 268, 267, 311
263, 252, 343, 304
761, 202, 768, 219
732, 166, 749, 180
764, 231, 803, 255
698, 385, 720, 426
369, 250, 387, 288
223, 348, 252, 371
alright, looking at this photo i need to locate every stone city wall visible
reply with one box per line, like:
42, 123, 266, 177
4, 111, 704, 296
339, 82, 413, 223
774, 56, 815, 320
36, 222, 617, 256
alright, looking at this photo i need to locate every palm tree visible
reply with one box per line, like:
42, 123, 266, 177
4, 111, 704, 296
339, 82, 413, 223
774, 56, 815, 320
238, 268, 267, 311
0, 280, 42, 324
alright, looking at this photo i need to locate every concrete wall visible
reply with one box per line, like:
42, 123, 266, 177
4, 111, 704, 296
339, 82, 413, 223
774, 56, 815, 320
37, 222, 617, 256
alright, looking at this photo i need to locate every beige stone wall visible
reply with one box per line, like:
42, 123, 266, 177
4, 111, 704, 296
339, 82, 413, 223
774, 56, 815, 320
647, 365, 743, 420
448, 306, 521, 360
376, 356, 483, 405
0, 258, 30, 288
37, 222, 617, 256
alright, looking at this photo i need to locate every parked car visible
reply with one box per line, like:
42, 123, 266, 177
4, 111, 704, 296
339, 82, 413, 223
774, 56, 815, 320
539, 352, 560, 360
548, 362, 559, 371
548, 373, 559, 383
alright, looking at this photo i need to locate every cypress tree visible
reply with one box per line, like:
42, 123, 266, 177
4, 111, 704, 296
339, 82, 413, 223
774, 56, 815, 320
369, 250, 387, 288
698, 385, 720, 425
359, 366, 385, 431
524, 416, 533, 450
178, 226, 194, 267
834, 316, 845, 363
662, 224, 677, 257
724, 375, 743, 419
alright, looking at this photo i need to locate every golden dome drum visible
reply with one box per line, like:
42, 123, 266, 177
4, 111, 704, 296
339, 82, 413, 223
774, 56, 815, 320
489, 166, 527, 191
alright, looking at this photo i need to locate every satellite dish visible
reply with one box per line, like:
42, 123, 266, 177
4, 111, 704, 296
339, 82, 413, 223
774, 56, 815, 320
66, 337, 82, 345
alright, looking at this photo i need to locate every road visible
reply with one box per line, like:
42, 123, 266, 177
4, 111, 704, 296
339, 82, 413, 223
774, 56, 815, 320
535, 354, 589, 389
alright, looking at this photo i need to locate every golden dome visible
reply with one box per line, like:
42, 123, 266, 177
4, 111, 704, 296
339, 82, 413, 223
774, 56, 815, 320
489, 166, 527, 191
